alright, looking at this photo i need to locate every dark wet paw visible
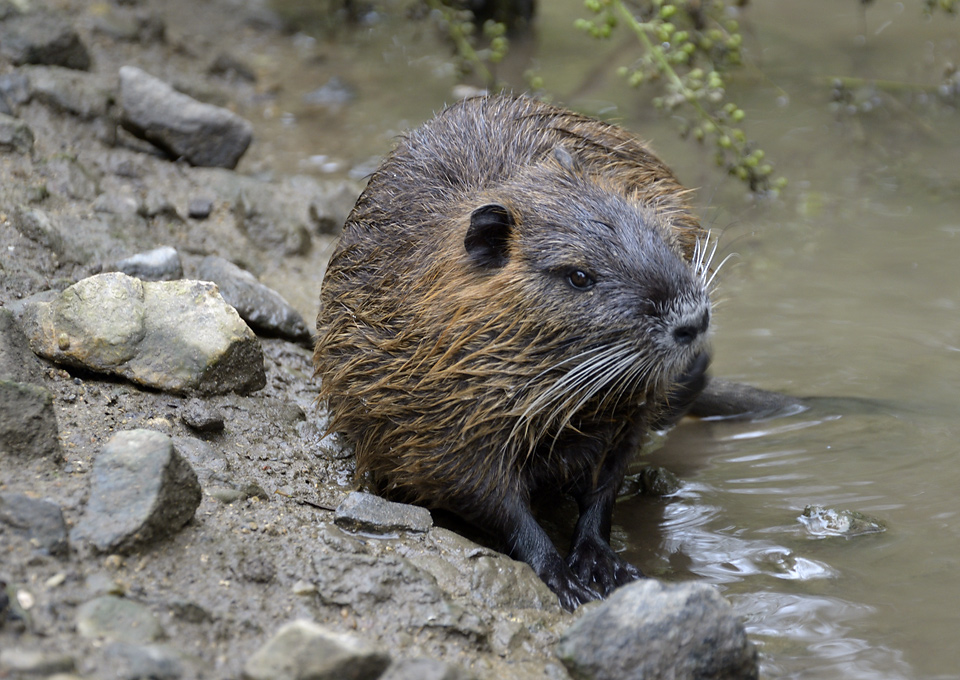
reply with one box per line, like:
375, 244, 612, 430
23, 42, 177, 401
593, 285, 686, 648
542, 565, 600, 611
567, 537, 643, 597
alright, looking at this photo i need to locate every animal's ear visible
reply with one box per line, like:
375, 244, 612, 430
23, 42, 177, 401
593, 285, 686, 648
465, 203, 514, 269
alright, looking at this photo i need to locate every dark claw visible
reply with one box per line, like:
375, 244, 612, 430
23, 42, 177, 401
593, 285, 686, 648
542, 565, 600, 611
567, 536, 643, 597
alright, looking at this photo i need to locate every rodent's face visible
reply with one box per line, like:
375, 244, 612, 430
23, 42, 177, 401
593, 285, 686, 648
463, 167, 711, 385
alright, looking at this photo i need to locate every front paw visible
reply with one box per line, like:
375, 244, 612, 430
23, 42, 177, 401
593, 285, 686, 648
567, 537, 643, 597
541, 564, 601, 611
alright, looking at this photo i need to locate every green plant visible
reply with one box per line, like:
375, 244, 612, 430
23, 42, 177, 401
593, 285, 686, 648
576, 0, 786, 195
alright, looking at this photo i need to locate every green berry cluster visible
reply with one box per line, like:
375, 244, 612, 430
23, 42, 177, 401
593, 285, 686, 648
426, 0, 509, 87
924, 0, 957, 13
577, 0, 786, 194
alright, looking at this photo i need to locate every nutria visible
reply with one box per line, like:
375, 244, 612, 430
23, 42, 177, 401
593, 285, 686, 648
314, 94, 714, 610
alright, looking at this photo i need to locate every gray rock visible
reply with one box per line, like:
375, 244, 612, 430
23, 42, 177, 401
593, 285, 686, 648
10, 206, 65, 256
637, 466, 681, 497
187, 196, 213, 219
0, 72, 30, 110
197, 255, 311, 343
23, 65, 115, 120
0, 492, 68, 556
45, 156, 100, 200
91, 7, 166, 43
0, 380, 62, 460
0, 648, 76, 675
799, 505, 886, 538
119, 66, 252, 169
0, 12, 91, 70
302, 77, 355, 108
179, 398, 225, 432
72, 429, 201, 553
113, 246, 183, 281
379, 657, 475, 680
0, 112, 33, 154
0, 308, 46, 384
556, 580, 758, 680
229, 177, 313, 256
103, 642, 184, 680
93, 188, 143, 216
242, 619, 391, 680
208, 53, 257, 83
307, 180, 361, 234
311, 549, 484, 637
334, 491, 433, 535
76, 595, 164, 644
18, 272, 266, 395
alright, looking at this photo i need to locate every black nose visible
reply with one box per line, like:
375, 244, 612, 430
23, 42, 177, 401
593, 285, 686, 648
672, 309, 710, 346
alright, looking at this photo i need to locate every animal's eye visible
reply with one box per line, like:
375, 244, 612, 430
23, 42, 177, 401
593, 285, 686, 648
566, 269, 596, 291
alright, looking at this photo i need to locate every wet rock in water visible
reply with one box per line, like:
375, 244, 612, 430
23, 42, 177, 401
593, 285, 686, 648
0, 112, 33, 153
0, 648, 76, 676
197, 255, 312, 343
242, 619, 391, 680
334, 491, 433, 535
302, 76, 355, 109
102, 642, 186, 680
637, 465, 682, 496
18, 272, 266, 395
22, 65, 115, 120
0, 12, 91, 70
118, 65, 253, 169
0, 380, 62, 460
179, 398, 225, 432
72, 429, 201, 553
556, 579, 758, 680
379, 657, 475, 680
0, 492, 69, 556
76, 595, 164, 644
112, 245, 183, 281
799, 505, 886, 538
187, 196, 214, 219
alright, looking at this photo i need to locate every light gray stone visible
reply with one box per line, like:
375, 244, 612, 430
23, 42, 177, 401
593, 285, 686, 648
113, 246, 183, 281
334, 491, 433, 535
0, 492, 68, 556
242, 619, 390, 680
76, 595, 164, 644
18, 272, 266, 395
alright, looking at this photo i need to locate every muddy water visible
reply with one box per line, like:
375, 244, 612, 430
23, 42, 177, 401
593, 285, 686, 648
260, 1, 960, 677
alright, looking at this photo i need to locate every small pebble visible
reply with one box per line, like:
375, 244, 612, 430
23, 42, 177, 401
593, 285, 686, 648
180, 398, 225, 432
187, 197, 213, 219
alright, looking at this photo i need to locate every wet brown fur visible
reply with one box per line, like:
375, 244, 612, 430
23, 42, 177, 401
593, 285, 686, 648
314, 95, 710, 606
